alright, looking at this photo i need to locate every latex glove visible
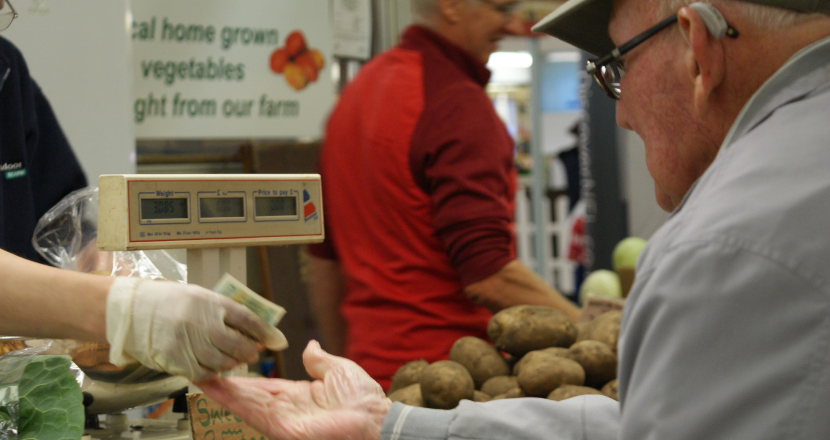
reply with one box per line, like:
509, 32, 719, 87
106, 277, 288, 382
197, 340, 392, 440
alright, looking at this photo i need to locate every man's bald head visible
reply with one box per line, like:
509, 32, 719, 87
407, 0, 524, 63
411, 0, 476, 26
411, 0, 439, 23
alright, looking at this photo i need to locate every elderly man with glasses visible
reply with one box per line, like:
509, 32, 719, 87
196, 1, 830, 439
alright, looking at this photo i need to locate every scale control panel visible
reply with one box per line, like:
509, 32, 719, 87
97, 174, 324, 251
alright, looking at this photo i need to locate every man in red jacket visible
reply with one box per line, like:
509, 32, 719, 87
307, 0, 580, 390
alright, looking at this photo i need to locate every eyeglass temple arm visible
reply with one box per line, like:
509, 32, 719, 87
593, 14, 679, 68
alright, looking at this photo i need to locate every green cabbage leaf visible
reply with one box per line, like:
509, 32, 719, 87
0, 355, 84, 440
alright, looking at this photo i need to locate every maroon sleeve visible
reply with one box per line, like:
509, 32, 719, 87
410, 83, 515, 286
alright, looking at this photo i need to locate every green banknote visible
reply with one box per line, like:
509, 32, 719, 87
212, 273, 286, 327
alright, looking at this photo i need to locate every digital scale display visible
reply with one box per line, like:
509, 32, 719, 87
98, 174, 323, 251
140, 198, 189, 220
255, 196, 297, 217
200, 197, 245, 219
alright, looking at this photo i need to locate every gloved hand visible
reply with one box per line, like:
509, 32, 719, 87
106, 277, 288, 382
198, 340, 392, 440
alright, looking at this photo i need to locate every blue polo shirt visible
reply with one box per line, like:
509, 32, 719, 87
0, 35, 87, 264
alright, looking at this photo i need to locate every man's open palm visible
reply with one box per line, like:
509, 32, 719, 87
197, 340, 392, 440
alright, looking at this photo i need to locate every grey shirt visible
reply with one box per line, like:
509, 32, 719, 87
381, 35, 830, 440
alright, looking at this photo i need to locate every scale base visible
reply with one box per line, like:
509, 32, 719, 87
84, 418, 191, 440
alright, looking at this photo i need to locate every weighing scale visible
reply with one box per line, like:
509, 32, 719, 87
86, 174, 324, 439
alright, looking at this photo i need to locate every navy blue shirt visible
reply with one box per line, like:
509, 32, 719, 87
0, 36, 87, 264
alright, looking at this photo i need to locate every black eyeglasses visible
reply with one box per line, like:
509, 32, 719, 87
478, 0, 521, 19
0, 0, 17, 31
587, 12, 739, 100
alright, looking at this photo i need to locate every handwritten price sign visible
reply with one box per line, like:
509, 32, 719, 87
187, 393, 268, 440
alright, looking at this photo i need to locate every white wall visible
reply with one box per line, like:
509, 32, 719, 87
3, 0, 135, 184
373, 0, 412, 54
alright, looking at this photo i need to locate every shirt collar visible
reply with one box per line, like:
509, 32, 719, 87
398, 25, 492, 87
720, 34, 830, 152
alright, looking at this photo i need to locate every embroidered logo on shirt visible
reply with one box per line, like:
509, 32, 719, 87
5, 169, 26, 179
1, 162, 25, 179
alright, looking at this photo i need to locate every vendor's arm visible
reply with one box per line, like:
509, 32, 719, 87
0, 248, 111, 341
0, 249, 287, 381
465, 260, 581, 321
412, 83, 579, 321
306, 248, 347, 356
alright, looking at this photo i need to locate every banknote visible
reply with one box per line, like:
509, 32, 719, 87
212, 273, 287, 327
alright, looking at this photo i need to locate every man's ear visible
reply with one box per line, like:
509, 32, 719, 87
436, 0, 466, 24
678, 6, 727, 113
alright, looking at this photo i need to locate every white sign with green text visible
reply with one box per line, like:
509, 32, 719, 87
131, 0, 334, 139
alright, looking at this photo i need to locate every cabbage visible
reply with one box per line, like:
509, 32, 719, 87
0, 355, 84, 440
579, 269, 622, 304
612, 237, 647, 271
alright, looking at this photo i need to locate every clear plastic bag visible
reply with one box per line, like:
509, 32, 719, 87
31, 186, 187, 282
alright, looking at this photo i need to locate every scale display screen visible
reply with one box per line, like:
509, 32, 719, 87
200, 197, 245, 219
140, 198, 189, 220
98, 174, 323, 251
255, 196, 297, 217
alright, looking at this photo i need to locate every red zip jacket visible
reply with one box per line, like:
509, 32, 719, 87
309, 25, 517, 389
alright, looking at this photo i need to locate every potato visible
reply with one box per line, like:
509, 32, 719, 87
503, 387, 526, 398
388, 359, 428, 394
567, 340, 617, 388
601, 379, 618, 400
488, 305, 578, 356
387, 384, 424, 407
419, 360, 475, 409
584, 311, 622, 353
575, 321, 592, 342
511, 348, 569, 376
540, 347, 571, 358
71, 343, 111, 368
481, 375, 519, 397
473, 390, 492, 402
490, 387, 526, 400
449, 336, 510, 389
0, 339, 25, 355
517, 352, 585, 397
547, 385, 604, 401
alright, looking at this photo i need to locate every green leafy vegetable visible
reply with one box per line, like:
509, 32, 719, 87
0, 406, 14, 434
17, 355, 84, 440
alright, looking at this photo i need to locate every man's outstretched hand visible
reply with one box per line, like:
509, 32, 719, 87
197, 340, 393, 440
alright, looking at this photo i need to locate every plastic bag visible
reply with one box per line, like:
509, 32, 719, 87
31, 186, 187, 282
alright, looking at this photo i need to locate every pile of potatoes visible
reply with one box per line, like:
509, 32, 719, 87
386, 305, 621, 409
